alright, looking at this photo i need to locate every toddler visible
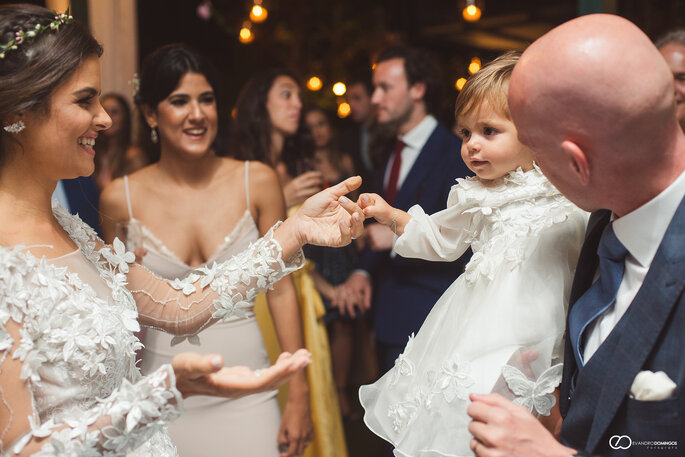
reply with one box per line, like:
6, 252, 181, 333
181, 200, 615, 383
358, 52, 588, 457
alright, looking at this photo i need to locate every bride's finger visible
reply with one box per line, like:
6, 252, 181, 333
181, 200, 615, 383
328, 175, 362, 199
338, 196, 365, 236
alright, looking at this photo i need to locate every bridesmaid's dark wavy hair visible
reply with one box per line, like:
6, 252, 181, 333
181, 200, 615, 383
0, 4, 102, 164
230, 68, 312, 175
135, 44, 224, 160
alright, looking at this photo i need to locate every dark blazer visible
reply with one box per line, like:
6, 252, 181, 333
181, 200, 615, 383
62, 176, 102, 236
359, 122, 472, 346
560, 201, 685, 456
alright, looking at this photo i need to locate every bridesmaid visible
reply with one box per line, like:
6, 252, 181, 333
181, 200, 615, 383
231, 69, 349, 457
100, 46, 312, 457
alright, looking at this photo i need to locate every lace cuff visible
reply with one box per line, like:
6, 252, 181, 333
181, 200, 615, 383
130, 222, 305, 339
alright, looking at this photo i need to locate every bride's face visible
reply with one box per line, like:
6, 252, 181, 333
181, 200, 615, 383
19, 57, 111, 181
149, 72, 218, 158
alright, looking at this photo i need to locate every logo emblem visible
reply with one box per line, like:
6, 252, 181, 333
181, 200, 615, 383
609, 435, 632, 450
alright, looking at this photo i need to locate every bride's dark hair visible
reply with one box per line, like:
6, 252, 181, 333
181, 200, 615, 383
0, 4, 102, 162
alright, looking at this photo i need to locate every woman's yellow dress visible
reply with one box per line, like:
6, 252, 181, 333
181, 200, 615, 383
255, 259, 348, 457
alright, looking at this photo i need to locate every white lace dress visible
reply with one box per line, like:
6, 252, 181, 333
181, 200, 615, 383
359, 167, 588, 457
0, 204, 303, 457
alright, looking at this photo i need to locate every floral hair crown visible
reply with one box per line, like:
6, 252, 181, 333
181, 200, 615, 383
0, 12, 73, 60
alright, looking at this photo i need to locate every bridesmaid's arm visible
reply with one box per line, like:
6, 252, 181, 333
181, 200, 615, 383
252, 162, 313, 457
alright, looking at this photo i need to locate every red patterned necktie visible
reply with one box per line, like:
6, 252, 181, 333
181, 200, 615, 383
385, 139, 405, 204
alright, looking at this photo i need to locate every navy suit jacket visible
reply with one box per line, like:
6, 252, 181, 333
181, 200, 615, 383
360, 122, 472, 346
559, 202, 685, 455
62, 176, 102, 236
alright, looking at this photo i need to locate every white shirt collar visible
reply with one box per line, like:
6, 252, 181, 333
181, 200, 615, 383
399, 115, 437, 151
613, 169, 685, 267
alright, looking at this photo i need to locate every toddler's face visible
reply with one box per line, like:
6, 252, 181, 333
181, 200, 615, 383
456, 101, 534, 180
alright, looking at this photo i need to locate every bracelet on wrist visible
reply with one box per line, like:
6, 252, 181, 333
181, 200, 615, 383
391, 212, 398, 234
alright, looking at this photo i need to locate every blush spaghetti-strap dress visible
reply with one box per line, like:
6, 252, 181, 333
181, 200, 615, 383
124, 162, 282, 457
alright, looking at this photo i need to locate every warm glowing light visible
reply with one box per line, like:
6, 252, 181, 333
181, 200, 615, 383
307, 76, 323, 91
468, 57, 481, 74
332, 82, 347, 96
250, 5, 268, 22
337, 102, 351, 118
462, 4, 482, 22
372, 63, 377, 70
455, 78, 467, 91
239, 27, 254, 44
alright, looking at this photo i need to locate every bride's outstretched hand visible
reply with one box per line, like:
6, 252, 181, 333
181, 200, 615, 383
290, 176, 365, 247
172, 349, 311, 399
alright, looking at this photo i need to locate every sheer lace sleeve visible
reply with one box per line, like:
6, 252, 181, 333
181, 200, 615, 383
393, 202, 476, 262
0, 247, 182, 457
123, 223, 304, 340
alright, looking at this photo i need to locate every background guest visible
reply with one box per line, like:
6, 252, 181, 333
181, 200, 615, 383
231, 69, 348, 457
94, 93, 150, 190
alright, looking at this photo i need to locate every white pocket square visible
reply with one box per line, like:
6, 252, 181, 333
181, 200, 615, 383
629, 370, 676, 401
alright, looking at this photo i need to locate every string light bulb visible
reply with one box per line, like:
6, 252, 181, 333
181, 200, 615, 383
455, 78, 467, 91
250, 4, 268, 22
239, 22, 254, 44
307, 76, 323, 91
468, 57, 481, 74
337, 102, 351, 118
332, 82, 347, 96
462, 1, 482, 22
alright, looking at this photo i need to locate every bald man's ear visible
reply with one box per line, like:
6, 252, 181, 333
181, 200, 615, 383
561, 140, 590, 185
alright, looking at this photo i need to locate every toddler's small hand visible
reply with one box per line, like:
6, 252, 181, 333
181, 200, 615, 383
358, 193, 394, 226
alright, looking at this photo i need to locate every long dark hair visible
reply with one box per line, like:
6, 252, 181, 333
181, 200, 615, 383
135, 44, 223, 160
229, 68, 310, 173
98, 93, 133, 179
0, 4, 102, 163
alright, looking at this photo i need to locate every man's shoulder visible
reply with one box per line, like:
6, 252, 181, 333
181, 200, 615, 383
424, 121, 461, 153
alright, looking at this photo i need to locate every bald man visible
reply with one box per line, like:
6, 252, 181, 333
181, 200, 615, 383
466, 14, 685, 457
656, 30, 685, 132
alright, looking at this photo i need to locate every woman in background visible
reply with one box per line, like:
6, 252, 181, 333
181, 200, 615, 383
100, 46, 312, 457
95, 93, 149, 190
302, 106, 362, 419
231, 70, 348, 457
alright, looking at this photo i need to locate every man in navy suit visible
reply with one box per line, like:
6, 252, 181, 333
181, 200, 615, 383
341, 46, 471, 375
465, 15, 685, 457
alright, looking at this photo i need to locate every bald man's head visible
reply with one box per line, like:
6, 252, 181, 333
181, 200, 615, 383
509, 14, 683, 214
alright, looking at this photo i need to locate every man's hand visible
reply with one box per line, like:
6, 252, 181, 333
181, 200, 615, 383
340, 272, 372, 311
331, 283, 363, 316
365, 223, 395, 251
467, 393, 576, 457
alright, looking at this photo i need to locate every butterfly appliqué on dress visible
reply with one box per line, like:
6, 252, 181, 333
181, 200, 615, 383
501, 363, 562, 416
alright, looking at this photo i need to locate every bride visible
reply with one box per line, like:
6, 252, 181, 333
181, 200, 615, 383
0, 5, 363, 456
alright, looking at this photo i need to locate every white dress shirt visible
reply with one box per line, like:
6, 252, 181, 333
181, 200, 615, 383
383, 115, 438, 191
583, 169, 685, 361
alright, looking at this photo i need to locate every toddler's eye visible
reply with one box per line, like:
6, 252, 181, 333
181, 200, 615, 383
459, 128, 470, 139
483, 126, 497, 136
